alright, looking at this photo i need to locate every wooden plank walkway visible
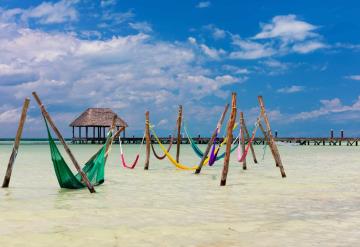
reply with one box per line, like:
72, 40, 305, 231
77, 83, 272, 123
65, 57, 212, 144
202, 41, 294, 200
71, 137, 360, 146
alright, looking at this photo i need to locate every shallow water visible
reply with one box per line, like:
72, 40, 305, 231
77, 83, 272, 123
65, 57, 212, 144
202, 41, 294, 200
0, 143, 359, 246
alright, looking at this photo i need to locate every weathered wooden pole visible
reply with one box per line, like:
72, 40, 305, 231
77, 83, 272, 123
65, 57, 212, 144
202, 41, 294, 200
2, 98, 30, 188
220, 93, 237, 186
258, 121, 277, 163
144, 111, 151, 170
239, 112, 247, 170
104, 115, 117, 157
195, 103, 229, 174
240, 113, 257, 164
176, 105, 183, 163
258, 96, 286, 178
32, 92, 96, 193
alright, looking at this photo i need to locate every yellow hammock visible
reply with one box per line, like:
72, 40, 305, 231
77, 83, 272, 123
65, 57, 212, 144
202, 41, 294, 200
149, 124, 238, 171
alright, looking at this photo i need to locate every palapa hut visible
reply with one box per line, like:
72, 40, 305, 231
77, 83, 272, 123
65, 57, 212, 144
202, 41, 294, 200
70, 108, 128, 144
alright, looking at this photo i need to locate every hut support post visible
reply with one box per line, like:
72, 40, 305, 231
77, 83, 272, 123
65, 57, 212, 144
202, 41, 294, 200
2, 98, 30, 188
239, 112, 247, 170
241, 113, 258, 164
258, 96, 286, 178
195, 103, 229, 174
103, 127, 105, 143
144, 111, 150, 170
220, 93, 237, 186
176, 105, 183, 163
32, 92, 96, 193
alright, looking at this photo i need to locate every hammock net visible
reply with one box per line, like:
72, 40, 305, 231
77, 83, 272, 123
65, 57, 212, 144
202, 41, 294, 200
44, 118, 110, 189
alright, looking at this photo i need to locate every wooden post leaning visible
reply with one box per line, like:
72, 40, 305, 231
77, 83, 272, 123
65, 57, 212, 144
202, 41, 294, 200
241, 113, 258, 164
220, 93, 237, 186
32, 92, 96, 193
2, 98, 30, 188
258, 96, 286, 178
195, 103, 229, 174
144, 111, 151, 170
239, 112, 247, 170
258, 121, 277, 164
104, 115, 118, 159
176, 105, 183, 163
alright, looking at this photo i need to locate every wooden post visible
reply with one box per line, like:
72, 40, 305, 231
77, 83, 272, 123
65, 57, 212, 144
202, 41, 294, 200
104, 115, 117, 159
220, 93, 237, 186
258, 121, 277, 164
239, 112, 247, 170
32, 92, 96, 193
195, 103, 229, 174
240, 112, 258, 164
2, 98, 30, 188
144, 111, 151, 170
176, 105, 183, 163
258, 96, 286, 178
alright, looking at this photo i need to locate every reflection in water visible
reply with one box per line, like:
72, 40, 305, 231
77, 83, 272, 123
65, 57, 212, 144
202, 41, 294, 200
0, 144, 359, 246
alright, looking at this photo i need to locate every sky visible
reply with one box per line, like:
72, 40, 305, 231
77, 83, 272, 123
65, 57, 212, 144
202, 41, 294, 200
0, 0, 360, 138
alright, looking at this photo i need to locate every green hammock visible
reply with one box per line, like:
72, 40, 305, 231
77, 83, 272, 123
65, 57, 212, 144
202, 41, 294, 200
44, 118, 110, 189
183, 123, 239, 161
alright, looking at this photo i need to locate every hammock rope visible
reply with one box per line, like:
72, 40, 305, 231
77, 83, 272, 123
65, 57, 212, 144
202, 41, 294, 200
119, 131, 145, 169
238, 117, 261, 162
262, 139, 268, 161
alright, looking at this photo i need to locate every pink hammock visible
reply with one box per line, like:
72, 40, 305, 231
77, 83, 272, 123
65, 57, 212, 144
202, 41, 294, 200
238, 119, 260, 162
119, 133, 145, 169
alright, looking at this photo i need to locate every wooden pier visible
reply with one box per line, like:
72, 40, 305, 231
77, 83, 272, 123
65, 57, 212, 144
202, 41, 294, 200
71, 136, 360, 146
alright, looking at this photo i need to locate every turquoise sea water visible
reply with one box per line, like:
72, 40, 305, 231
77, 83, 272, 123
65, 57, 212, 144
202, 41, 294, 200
0, 143, 359, 246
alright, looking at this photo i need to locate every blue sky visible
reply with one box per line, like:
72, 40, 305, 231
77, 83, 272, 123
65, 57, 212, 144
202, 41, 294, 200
0, 0, 360, 137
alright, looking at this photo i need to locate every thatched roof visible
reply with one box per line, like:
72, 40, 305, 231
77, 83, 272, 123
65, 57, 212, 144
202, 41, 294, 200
70, 108, 128, 127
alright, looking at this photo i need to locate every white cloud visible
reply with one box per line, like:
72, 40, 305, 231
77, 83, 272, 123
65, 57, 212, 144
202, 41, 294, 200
129, 22, 152, 33
100, 0, 117, 8
292, 41, 326, 54
196, 1, 211, 8
204, 25, 226, 39
101, 9, 134, 25
21, 0, 79, 24
194, 15, 326, 62
188, 37, 225, 59
254, 15, 318, 42
188, 37, 197, 45
277, 85, 304, 93
199, 44, 225, 59
346, 75, 360, 81
230, 36, 275, 59
215, 75, 245, 85
222, 65, 250, 74
289, 97, 360, 121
